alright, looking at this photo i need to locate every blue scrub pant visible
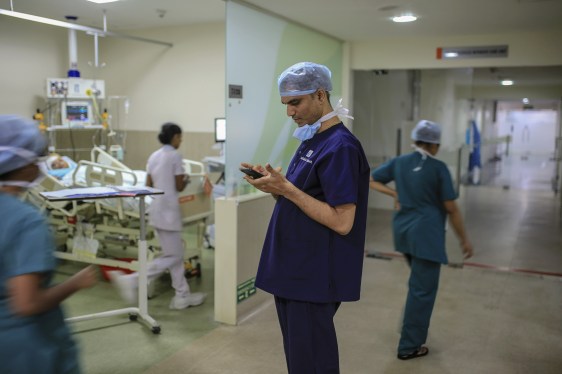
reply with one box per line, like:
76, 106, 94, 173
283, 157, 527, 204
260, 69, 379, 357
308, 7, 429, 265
274, 296, 341, 374
398, 255, 441, 355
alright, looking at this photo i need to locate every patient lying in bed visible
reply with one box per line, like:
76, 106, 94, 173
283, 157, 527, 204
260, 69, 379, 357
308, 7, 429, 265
44, 154, 144, 188
40, 152, 206, 220
46, 154, 77, 180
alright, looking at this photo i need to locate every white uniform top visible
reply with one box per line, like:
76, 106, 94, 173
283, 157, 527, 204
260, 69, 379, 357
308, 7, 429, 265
146, 144, 184, 231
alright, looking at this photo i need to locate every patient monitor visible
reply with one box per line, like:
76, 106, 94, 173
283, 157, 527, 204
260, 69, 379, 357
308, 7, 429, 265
61, 101, 94, 127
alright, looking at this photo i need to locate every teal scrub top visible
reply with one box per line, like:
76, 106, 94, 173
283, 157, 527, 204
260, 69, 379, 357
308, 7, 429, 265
0, 193, 80, 374
372, 152, 457, 264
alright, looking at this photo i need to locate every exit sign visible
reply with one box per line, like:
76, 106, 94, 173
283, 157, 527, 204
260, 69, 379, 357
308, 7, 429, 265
437, 45, 508, 59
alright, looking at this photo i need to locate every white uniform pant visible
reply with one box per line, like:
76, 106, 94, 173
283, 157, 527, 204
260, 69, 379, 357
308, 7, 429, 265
129, 228, 190, 297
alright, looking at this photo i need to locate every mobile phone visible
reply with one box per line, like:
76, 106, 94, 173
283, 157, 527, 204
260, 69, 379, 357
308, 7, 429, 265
240, 167, 265, 179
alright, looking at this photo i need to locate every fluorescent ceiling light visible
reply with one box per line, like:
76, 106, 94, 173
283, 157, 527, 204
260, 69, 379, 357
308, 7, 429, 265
444, 52, 458, 58
392, 15, 417, 23
0, 9, 90, 28
0, 8, 172, 46
87, 0, 120, 4
501, 80, 514, 86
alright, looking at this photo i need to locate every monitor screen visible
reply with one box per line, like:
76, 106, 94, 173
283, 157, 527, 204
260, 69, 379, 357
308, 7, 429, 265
215, 118, 226, 143
61, 101, 93, 126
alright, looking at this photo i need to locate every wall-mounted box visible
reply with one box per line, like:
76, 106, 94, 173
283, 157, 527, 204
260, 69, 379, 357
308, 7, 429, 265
46, 78, 105, 99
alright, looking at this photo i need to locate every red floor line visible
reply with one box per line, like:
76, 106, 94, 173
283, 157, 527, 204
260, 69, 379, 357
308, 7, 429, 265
367, 251, 562, 278
465, 263, 562, 278
511, 268, 562, 278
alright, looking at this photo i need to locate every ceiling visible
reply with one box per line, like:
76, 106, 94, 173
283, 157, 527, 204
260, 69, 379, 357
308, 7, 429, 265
3, 0, 562, 104
4, 0, 562, 40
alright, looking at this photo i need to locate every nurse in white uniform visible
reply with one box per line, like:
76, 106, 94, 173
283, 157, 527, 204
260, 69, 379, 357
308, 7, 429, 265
110, 123, 205, 310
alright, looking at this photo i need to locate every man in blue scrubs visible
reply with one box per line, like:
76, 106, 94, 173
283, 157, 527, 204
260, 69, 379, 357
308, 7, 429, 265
371, 120, 473, 360
242, 62, 370, 373
0, 115, 97, 373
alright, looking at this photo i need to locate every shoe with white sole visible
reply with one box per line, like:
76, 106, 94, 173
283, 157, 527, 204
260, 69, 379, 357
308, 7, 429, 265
169, 292, 206, 310
108, 270, 138, 305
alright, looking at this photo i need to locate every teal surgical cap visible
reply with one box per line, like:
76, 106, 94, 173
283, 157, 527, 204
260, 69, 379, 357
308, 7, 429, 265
411, 120, 442, 144
0, 115, 47, 175
278, 62, 332, 97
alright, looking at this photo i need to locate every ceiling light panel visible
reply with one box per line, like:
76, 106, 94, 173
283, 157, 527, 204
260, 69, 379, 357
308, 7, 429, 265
87, 0, 120, 4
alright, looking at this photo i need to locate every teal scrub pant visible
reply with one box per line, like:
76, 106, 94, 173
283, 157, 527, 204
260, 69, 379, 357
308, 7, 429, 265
398, 255, 441, 355
0, 322, 80, 374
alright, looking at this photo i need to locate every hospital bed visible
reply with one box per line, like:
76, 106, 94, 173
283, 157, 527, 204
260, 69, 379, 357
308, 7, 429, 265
25, 147, 213, 277
85, 147, 211, 224
30, 146, 211, 221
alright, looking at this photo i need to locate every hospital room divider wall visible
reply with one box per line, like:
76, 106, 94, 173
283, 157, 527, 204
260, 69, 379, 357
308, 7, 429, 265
224, 1, 346, 197
213, 1, 348, 324
214, 193, 275, 325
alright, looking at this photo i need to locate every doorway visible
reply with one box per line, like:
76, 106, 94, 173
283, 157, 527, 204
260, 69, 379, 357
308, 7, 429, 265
358, 67, 562, 274
490, 104, 559, 191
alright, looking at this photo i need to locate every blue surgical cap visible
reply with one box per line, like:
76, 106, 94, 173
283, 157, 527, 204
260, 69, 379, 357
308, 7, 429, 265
278, 62, 332, 97
0, 115, 47, 175
411, 120, 442, 144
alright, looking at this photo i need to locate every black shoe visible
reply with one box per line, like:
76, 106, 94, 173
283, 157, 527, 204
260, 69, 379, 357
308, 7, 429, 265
397, 346, 429, 360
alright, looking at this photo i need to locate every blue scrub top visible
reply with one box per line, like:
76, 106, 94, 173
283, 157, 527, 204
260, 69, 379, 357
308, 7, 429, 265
372, 152, 457, 264
255, 123, 370, 303
0, 193, 79, 374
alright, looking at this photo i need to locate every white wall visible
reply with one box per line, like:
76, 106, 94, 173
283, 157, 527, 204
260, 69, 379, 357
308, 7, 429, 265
350, 30, 562, 69
3, 16, 561, 133
98, 23, 225, 133
419, 69, 471, 151
350, 28, 562, 176
353, 70, 413, 163
0, 17, 225, 134
0, 17, 68, 116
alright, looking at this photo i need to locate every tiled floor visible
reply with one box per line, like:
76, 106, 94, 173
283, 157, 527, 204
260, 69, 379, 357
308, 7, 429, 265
144, 260, 562, 374
60, 154, 562, 373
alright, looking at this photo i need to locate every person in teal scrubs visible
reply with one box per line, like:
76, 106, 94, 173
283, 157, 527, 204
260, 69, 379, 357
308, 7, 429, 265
371, 120, 473, 360
0, 115, 98, 374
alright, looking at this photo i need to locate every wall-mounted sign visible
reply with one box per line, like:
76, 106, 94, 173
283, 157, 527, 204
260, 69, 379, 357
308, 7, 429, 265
229, 84, 243, 99
436, 45, 508, 59
237, 277, 256, 303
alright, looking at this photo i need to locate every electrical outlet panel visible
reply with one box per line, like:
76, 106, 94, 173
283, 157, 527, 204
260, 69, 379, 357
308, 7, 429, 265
46, 78, 105, 99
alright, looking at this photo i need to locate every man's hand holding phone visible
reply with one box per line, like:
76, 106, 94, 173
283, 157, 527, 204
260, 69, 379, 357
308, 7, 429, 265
240, 162, 286, 199
240, 167, 265, 179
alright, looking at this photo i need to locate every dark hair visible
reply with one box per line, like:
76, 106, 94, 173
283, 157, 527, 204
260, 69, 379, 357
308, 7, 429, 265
158, 122, 182, 144
415, 141, 440, 147
309, 89, 331, 104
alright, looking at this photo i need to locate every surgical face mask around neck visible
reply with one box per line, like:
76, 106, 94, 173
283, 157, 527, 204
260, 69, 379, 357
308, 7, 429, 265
411, 145, 436, 172
292, 98, 354, 142
0, 161, 47, 190
293, 122, 321, 142
0, 146, 45, 189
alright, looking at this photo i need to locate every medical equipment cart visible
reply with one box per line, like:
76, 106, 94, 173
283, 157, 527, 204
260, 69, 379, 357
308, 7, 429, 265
40, 186, 164, 334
